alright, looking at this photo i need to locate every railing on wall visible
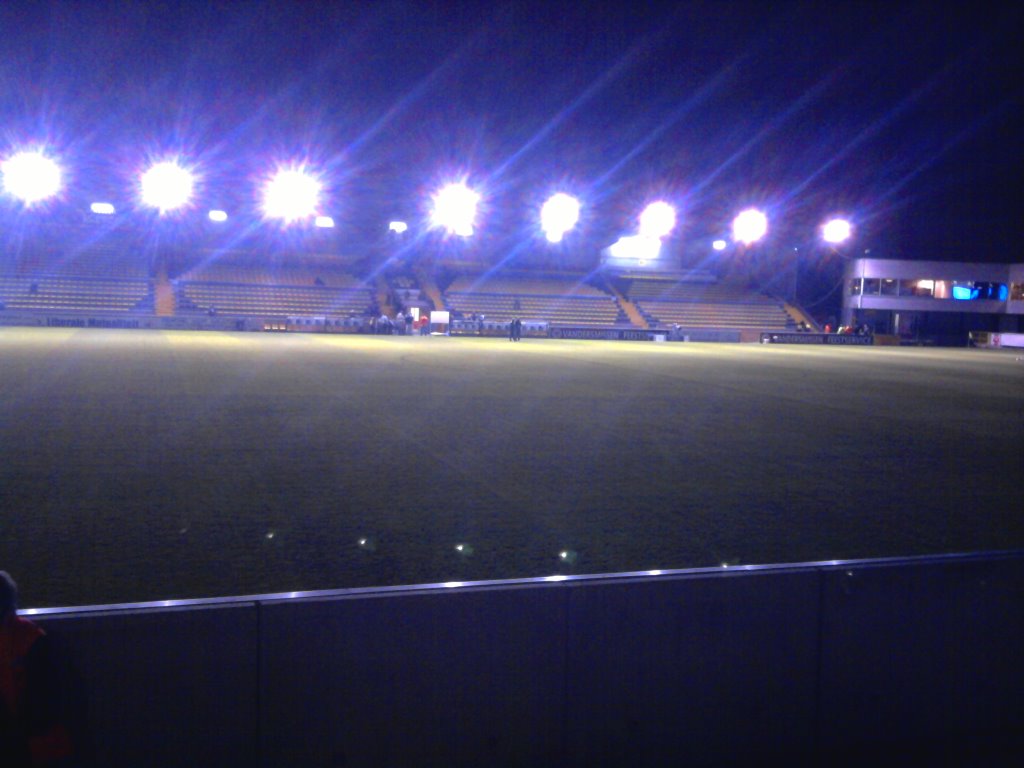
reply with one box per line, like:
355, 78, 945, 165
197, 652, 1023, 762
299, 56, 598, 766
27, 550, 1024, 767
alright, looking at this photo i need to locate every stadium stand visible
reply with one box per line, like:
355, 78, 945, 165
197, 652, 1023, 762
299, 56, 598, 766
173, 260, 375, 318
0, 237, 813, 336
444, 273, 625, 327
626, 277, 796, 331
0, 245, 152, 313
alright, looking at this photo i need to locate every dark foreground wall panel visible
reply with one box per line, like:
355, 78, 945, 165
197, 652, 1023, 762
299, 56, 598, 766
24, 553, 1022, 766
259, 584, 567, 767
563, 570, 820, 767
38, 603, 259, 767
818, 555, 1024, 762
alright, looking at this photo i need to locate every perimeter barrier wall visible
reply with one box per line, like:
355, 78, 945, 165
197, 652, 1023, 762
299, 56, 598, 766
28, 551, 1024, 767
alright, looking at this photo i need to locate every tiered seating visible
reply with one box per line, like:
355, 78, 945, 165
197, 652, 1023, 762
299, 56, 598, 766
175, 262, 374, 318
628, 279, 795, 330
445, 274, 623, 327
178, 263, 353, 288
46, 250, 149, 280
0, 247, 151, 313
627, 280, 774, 304
0, 276, 151, 313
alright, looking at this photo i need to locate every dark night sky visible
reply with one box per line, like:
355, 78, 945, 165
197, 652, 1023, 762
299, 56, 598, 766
0, 0, 1021, 261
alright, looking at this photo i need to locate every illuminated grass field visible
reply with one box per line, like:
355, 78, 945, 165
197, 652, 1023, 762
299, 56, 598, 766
1, 327, 1022, 608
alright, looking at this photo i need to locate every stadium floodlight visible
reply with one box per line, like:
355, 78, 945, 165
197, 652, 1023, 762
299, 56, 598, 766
140, 161, 194, 213
261, 168, 321, 222
90, 202, 115, 215
1, 151, 62, 204
638, 201, 676, 239
208, 209, 228, 222
712, 239, 727, 251
314, 215, 335, 228
822, 217, 852, 244
540, 193, 581, 243
389, 220, 408, 234
608, 235, 662, 262
430, 182, 479, 237
732, 208, 768, 245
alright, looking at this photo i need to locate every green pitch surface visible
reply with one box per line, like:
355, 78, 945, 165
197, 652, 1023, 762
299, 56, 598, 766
1, 327, 1022, 607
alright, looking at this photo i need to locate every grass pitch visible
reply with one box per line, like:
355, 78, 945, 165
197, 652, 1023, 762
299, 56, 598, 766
1, 327, 1022, 607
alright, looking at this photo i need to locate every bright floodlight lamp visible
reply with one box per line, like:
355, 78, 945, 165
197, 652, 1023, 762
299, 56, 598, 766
389, 220, 408, 234
638, 201, 676, 239
822, 217, 852, 244
712, 239, 727, 251
732, 208, 768, 245
2, 151, 62, 204
90, 202, 115, 215
431, 182, 479, 237
541, 193, 581, 243
262, 168, 321, 222
208, 209, 228, 222
314, 215, 335, 228
140, 161, 194, 213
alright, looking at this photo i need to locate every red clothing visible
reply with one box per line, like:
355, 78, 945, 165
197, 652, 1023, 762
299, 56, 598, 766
0, 616, 43, 718
0, 616, 73, 765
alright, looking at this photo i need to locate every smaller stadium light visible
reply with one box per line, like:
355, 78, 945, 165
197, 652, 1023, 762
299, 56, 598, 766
314, 215, 335, 229
262, 168, 321, 222
732, 208, 768, 245
2, 151, 62, 204
389, 220, 408, 234
208, 209, 228, 222
430, 182, 479, 237
712, 239, 727, 251
638, 201, 676, 239
90, 202, 115, 215
541, 193, 581, 243
822, 217, 852, 244
140, 161, 194, 213
609, 235, 662, 262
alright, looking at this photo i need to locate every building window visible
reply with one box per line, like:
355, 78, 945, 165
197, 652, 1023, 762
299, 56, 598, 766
898, 279, 918, 296
848, 278, 862, 295
862, 278, 881, 295
951, 281, 978, 300
880, 278, 898, 296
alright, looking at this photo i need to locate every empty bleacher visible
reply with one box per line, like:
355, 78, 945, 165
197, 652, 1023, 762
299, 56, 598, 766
627, 278, 796, 331
0, 245, 152, 313
174, 261, 374, 318
444, 274, 624, 327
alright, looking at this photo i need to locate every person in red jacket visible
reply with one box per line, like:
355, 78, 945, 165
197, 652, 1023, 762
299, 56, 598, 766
0, 572, 73, 766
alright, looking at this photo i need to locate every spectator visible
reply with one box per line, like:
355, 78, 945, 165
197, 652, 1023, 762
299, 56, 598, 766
0, 572, 74, 766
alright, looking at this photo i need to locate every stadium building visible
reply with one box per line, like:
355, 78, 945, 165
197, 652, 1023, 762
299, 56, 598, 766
842, 258, 1024, 343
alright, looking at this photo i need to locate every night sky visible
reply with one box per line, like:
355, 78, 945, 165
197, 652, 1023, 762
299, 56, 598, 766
0, 0, 1021, 262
